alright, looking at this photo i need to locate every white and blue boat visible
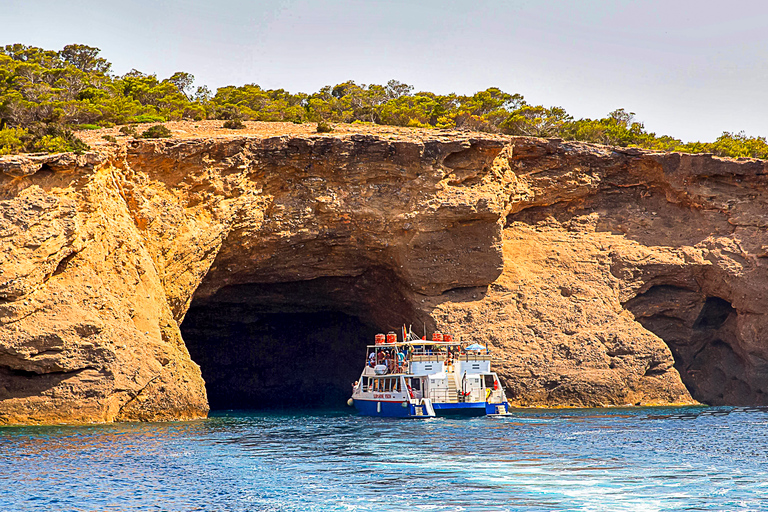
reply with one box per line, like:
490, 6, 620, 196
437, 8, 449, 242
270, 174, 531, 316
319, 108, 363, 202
348, 329, 510, 418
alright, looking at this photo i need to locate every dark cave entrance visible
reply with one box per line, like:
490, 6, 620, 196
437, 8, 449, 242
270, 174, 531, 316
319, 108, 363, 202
180, 270, 417, 410
693, 297, 736, 331
623, 285, 760, 405
182, 308, 376, 409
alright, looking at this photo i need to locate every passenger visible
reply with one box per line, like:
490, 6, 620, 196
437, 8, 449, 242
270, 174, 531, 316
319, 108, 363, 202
397, 350, 405, 372
368, 352, 376, 367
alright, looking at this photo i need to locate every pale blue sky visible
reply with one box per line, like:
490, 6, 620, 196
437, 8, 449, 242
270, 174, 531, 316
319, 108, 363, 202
3, 0, 767, 142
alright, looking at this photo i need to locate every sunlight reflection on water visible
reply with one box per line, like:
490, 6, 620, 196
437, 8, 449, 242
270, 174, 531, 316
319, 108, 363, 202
0, 407, 767, 511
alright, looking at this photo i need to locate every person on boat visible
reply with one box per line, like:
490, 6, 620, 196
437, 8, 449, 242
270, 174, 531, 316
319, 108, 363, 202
387, 351, 396, 373
368, 352, 376, 367
397, 350, 405, 372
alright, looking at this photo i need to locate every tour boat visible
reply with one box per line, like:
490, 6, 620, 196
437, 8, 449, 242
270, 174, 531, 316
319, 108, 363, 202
347, 329, 510, 418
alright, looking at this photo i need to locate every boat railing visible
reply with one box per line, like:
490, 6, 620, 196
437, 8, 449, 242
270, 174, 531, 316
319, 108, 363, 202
426, 387, 497, 404
410, 353, 492, 362
461, 388, 485, 402
458, 353, 492, 361
411, 354, 443, 362
427, 388, 459, 404
485, 389, 506, 403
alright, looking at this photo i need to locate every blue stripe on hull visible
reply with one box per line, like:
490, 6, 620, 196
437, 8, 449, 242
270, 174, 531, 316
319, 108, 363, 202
432, 402, 486, 416
431, 402, 509, 416
353, 398, 508, 418
354, 399, 417, 418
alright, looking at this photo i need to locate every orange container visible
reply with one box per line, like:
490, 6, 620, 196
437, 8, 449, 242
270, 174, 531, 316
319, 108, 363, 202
432, 332, 444, 342
375, 334, 386, 345
443, 334, 453, 343
386, 332, 397, 344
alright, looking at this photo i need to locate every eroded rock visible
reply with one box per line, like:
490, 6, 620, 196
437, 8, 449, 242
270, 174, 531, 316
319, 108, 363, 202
1, 127, 767, 424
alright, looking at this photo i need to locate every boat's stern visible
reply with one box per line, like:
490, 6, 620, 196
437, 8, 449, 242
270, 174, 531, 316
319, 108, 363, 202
485, 401, 509, 415
349, 373, 436, 418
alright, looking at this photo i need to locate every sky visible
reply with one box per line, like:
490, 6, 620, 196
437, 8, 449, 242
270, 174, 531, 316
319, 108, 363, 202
3, 0, 767, 142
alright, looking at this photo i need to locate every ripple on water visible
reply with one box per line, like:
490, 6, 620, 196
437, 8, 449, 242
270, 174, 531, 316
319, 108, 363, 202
0, 407, 767, 511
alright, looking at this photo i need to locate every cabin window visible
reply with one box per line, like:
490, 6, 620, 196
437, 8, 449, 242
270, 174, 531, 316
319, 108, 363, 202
483, 375, 495, 388
411, 378, 421, 391
394, 378, 400, 392
374, 378, 381, 392
384, 378, 391, 392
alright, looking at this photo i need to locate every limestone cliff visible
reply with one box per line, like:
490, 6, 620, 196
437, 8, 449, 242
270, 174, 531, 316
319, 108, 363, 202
1, 123, 767, 424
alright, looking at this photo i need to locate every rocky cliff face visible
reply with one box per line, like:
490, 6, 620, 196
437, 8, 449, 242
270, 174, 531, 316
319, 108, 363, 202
2, 124, 767, 424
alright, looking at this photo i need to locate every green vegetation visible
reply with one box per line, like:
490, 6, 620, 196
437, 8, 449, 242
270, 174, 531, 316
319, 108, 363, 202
0, 127, 26, 155
222, 118, 245, 129
140, 124, 172, 138
118, 125, 137, 137
1, 43, 766, 158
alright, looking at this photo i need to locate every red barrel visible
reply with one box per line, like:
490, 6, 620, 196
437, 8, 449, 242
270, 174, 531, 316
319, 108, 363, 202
375, 334, 385, 345
443, 334, 453, 343
432, 332, 443, 342
386, 332, 397, 344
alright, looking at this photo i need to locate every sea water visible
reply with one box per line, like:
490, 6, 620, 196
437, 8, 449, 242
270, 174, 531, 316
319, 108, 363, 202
0, 407, 766, 511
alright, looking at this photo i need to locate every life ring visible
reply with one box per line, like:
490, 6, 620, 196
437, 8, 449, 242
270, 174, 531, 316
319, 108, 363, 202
493, 380, 499, 391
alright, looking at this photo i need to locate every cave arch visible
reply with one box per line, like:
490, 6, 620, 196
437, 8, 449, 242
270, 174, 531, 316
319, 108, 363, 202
180, 269, 420, 410
623, 285, 765, 406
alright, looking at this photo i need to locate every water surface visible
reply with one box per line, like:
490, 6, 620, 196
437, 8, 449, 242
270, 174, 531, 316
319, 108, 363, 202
1, 407, 766, 511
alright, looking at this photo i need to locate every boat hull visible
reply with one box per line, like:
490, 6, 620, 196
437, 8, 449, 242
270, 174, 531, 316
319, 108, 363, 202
353, 397, 509, 418
353, 398, 434, 418
432, 401, 509, 416
432, 402, 487, 416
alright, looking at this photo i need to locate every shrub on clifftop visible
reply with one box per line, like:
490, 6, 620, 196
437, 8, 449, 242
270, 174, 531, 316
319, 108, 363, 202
119, 126, 138, 137
140, 124, 172, 138
223, 119, 245, 129
0, 127, 26, 155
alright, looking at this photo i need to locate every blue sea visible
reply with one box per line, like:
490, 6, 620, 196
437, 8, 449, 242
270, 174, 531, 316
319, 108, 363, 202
1, 407, 766, 511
